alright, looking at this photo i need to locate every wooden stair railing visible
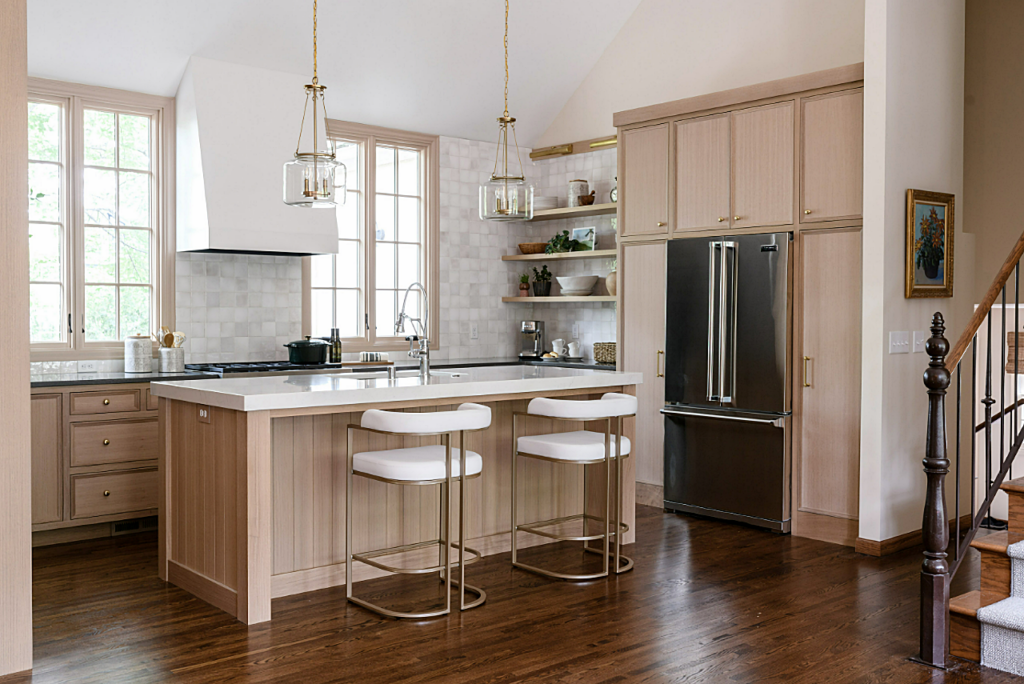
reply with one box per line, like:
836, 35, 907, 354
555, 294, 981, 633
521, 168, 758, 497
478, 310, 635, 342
919, 228, 1024, 668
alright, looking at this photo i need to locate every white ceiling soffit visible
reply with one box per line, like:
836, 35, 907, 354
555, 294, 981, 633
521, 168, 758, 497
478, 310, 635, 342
27, 0, 642, 146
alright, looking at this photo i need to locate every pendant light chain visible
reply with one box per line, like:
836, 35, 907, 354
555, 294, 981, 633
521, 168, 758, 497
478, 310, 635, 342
503, 0, 509, 118
312, 0, 319, 86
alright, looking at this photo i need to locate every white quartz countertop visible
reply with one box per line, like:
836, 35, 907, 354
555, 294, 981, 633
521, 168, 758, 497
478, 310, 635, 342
150, 365, 643, 412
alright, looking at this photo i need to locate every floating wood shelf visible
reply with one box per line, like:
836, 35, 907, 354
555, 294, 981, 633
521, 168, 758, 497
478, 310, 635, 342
502, 296, 616, 303
501, 249, 617, 262
529, 203, 617, 221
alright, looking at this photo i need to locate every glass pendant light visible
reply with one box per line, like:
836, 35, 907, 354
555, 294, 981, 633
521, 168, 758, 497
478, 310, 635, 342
479, 0, 533, 221
283, 0, 346, 208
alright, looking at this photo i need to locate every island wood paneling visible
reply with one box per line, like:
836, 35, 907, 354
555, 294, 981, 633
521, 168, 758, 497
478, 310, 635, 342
163, 388, 636, 621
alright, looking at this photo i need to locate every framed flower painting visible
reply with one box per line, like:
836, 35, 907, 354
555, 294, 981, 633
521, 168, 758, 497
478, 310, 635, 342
905, 189, 955, 298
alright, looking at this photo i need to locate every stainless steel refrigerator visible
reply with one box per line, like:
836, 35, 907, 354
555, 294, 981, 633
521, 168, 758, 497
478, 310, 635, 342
662, 232, 793, 532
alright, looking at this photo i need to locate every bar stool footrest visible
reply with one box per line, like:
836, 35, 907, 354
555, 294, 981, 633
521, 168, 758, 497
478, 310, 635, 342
353, 539, 483, 576
516, 513, 629, 543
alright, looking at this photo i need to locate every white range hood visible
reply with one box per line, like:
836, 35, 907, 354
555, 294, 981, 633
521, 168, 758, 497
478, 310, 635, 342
175, 57, 339, 256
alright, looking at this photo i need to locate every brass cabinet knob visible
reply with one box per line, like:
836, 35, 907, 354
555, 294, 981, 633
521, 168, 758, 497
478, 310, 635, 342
102, 439, 110, 446
103, 490, 111, 497
103, 399, 110, 405
717, 217, 725, 222
656, 221, 666, 227
733, 216, 741, 221
804, 209, 812, 215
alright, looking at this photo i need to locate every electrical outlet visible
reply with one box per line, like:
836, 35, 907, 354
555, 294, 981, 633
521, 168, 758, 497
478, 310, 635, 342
198, 405, 211, 424
572, 323, 579, 340
470, 323, 479, 340
889, 331, 910, 354
77, 360, 98, 373
913, 331, 926, 353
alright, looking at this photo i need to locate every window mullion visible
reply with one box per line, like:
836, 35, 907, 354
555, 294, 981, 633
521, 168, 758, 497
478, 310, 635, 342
366, 136, 377, 345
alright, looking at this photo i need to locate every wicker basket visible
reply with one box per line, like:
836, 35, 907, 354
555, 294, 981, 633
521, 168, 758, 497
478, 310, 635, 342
593, 342, 616, 365
518, 242, 547, 255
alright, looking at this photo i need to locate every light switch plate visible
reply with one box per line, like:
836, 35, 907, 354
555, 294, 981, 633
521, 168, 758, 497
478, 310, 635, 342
198, 405, 211, 424
889, 331, 910, 354
572, 323, 579, 340
470, 323, 479, 340
913, 331, 926, 353
77, 360, 98, 373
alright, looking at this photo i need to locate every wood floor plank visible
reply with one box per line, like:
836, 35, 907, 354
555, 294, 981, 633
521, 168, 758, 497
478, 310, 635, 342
2, 508, 1018, 683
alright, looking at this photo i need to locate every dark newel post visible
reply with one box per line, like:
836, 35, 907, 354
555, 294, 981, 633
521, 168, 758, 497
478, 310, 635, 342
920, 312, 950, 667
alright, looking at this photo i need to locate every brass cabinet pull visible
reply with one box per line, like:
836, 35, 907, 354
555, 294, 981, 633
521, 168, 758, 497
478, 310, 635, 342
717, 217, 725, 222
804, 209, 812, 215
656, 221, 667, 227
656, 350, 665, 378
102, 439, 110, 446
802, 356, 811, 387
103, 399, 110, 405
103, 490, 111, 497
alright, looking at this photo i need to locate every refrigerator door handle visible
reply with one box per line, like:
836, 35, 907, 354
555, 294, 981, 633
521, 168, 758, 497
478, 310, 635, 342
706, 241, 720, 402
719, 241, 738, 404
661, 407, 786, 428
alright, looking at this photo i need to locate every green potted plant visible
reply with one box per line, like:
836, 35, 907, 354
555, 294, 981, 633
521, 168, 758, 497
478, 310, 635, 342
519, 272, 530, 296
532, 265, 552, 297
545, 230, 583, 254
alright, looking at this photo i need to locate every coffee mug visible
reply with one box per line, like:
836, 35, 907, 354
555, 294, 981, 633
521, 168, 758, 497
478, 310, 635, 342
568, 341, 581, 357
552, 339, 566, 355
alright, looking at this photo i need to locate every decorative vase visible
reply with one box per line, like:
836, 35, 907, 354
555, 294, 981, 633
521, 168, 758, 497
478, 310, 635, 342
158, 347, 185, 373
568, 179, 589, 208
606, 270, 617, 296
923, 260, 940, 279
533, 281, 552, 297
124, 335, 152, 373
519, 284, 530, 296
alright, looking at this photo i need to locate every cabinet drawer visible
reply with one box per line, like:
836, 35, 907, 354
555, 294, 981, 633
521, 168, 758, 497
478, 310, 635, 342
71, 418, 159, 467
71, 468, 158, 519
70, 389, 141, 415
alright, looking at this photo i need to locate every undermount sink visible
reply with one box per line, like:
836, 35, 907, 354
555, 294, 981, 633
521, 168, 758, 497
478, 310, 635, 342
347, 369, 465, 380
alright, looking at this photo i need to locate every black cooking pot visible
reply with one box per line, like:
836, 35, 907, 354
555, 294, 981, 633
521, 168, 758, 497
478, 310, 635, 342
284, 336, 329, 364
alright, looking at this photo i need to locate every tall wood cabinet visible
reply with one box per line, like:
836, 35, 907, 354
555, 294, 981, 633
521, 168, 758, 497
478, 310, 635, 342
615, 64, 864, 544
621, 241, 667, 486
795, 228, 862, 544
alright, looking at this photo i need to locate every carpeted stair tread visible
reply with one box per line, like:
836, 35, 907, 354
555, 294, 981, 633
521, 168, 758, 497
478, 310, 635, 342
978, 596, 1024, 630
951, 591, 982, 618
971, 531, 1024, 554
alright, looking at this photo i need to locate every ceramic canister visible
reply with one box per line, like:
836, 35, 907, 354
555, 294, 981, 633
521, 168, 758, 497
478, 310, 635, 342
158, 347, 185, 373
125, 335, 152, 373
568, 179, 589, 208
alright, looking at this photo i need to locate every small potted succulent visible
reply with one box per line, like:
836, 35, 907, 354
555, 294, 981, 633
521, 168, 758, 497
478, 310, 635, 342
532, 265, 552, 297
519, 273, 530, 295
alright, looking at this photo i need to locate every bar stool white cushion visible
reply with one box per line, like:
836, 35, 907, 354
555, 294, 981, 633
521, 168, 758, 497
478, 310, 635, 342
526, 392, 637, 419
517, 431, 631, 462
361, 402, 491, 434
354, 445, 483, 482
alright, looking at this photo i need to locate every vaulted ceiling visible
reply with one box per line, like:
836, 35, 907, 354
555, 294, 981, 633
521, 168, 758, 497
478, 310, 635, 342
27, 0, 643, 145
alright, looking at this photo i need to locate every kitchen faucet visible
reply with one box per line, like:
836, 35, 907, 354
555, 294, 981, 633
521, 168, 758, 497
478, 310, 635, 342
395, 282, 430, 378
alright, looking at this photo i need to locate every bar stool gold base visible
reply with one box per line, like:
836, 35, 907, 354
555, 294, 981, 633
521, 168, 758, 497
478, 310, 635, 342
513, 512, 633, 580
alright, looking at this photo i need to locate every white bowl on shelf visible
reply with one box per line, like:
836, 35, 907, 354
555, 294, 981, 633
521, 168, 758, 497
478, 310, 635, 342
556, 275, 599, 296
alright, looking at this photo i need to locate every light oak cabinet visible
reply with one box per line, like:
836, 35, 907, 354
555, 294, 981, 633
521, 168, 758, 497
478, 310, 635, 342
795, 227, 862, 542
31, 382, 160, 535
621, 241, 667, 486
801, 89, 863, 222
675, 114, 730, 233
732, 101, 794, 229
31, 394, 63, 525
622, 124, 669, 237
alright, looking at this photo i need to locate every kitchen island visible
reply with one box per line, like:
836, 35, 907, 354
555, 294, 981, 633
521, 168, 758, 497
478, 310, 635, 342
151, 365, 642, 624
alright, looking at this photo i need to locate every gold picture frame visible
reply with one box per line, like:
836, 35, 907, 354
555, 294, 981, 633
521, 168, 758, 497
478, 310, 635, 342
905, 189, 955, 298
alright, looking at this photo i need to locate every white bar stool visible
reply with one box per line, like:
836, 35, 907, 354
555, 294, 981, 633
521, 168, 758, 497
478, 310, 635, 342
512, 392, 637, 580
346, 403, 491, 618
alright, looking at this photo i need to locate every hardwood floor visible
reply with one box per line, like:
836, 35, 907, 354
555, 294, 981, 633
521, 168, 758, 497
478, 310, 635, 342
2, 506, 1020, 683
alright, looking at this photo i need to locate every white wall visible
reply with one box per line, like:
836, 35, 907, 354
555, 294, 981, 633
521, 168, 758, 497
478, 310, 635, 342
859, 0, 971, 542
536, 0, 865, 147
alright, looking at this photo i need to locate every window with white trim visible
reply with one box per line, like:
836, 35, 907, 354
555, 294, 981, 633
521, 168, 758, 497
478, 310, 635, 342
28, 81, 172, 359
305, 121, 438, 350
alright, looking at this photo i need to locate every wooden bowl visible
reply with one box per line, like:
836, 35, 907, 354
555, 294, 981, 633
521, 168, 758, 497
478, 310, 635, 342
578, 192, 596, 206
518, 242, 547, 255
